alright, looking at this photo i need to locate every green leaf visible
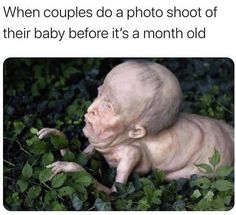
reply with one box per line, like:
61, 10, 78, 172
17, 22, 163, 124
13, 121, 25, 136
140, 178, 155, 188
73, 171, 92, 187
215, 166, 233, 177
224, 196, 232, 206
51, 201, 65, 211
144, 185, 154, 203
22, 162, 33, 179
52, 173, 67, 188
26, 135, 38, 146
152, 189, 162, 205
44, 190, 57, 205
58, 186, 75, 198
27, 186, 41, 200
77, 153, 88, 166
94, 198, 112, 211
191, 189, 201, 199
194, 163, 213, 174
42, 152, 54, 166
200, 94, 212, 107
114, 199, 133, 210
50, 135, 69, 149
190, 177, 211, 189
209, 148, 220, 167
137, 198, 150, 211
17, 179, 28, 192
204, 190, 214, 201
214, 180, 233, 191
71, 184, 88, 201
152, 169, 165, 184
114, 182, 126, 194
28, 138, 47, 155
126, 182, 135, 194
39, 168, 52, 183
172, 200, 186, 211
72, 195, 83, 210
63, 151, 75, 162
30, 127, 38, 134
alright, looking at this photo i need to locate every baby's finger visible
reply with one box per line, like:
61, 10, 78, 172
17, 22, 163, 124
37, 128, 49, 136
49, 168, 61, 180
46, 161, 58, 168
38, 130, 51, 139
52, 165, 60, 173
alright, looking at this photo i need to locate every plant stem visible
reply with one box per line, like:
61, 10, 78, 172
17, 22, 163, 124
3, 159, 15, 167
15, 139, 33, 157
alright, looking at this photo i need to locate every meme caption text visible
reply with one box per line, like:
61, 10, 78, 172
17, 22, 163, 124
2, 5, 218, 41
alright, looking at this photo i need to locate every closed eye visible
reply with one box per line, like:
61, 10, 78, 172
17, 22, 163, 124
103, 101, 113, 111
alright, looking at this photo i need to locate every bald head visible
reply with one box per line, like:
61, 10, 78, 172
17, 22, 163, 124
105, 60, 182, 134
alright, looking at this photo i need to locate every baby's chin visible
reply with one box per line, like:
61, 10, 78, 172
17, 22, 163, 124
83, 125, 100, 143
83, 125, 93, 138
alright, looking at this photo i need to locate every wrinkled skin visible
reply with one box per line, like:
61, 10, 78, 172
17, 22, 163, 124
38, 62, 234, 194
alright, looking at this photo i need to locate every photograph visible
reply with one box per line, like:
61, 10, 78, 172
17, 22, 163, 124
3, 58, 234, 211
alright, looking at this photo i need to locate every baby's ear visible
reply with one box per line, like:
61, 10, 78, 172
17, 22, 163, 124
128, 125, 146, 139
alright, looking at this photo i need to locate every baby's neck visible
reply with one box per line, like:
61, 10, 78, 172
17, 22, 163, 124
90, 134, 137, 153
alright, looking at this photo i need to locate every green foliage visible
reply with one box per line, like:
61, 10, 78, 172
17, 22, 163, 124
3, 58, 234, 211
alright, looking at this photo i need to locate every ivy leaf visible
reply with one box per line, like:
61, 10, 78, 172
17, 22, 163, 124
152, 189, 162, 205
42, 152, 54, 166
114, 199, 133, 210
45, 190, 57, 205
13, 121, 25, 136
172, 200, 186, 211
51, 201, 65, 211
204, 190, 214, 201
194, 163, 213, 174
22, 162, 33, 179
73, 171, 92, 187
77, 153, 88, 166
58, 186, 75, 198
27, 186, 41, 200
191, 189, 201, 199
50, 135, 69, 149
152, 169, 165, 184
17, 179, 28, 192
94, 198, 112, 211
214, 180, 233, 191
190, 177, 211, 189
72, 195, 83, 210
114, 182, 126, 194
143, 185, 154, 203
28, 138, 47, 155
137, 198, 150, 211
209, 148, 220, 168
215, 166, 233, 177
26, 136, 38, 146
52, 173, 67, 188
63, 151, 75, 162
39, 168, 52, 183
30, 127, 38, 134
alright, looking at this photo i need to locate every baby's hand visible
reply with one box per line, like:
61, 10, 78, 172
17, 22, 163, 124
46, 161, 85, 180
37, 128, 64, 140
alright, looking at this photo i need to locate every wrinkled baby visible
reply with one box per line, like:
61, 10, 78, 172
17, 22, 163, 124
37, 61, 234, 194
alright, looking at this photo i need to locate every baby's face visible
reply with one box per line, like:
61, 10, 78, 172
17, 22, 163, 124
83, 64, 148, 145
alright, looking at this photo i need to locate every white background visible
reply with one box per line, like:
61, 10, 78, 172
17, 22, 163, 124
0, 0, 235, 214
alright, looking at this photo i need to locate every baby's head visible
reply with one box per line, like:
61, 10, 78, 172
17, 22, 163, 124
83, 60, 182, 144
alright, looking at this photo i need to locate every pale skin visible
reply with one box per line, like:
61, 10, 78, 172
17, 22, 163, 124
37, 62, 234, 194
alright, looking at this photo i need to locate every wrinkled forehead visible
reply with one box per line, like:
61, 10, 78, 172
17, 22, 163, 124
101, 63, 148, 112
104, 63, 143, 89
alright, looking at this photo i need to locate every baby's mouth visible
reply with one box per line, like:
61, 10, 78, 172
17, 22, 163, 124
84, 116, 94, 131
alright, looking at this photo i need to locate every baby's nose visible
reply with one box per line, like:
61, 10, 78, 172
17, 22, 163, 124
87, 101, 99, 116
